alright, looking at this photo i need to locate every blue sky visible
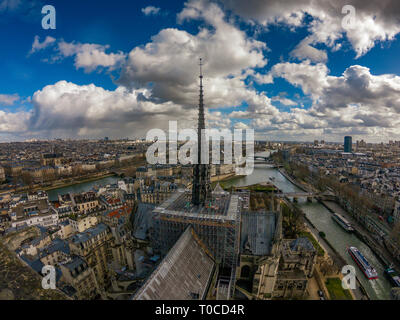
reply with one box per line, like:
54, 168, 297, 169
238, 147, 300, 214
1, 0, 400, 142
0, 0, 178, 95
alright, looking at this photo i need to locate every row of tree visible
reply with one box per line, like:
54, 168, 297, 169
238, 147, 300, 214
273, 150, 400, 254
18, 155, 147, 187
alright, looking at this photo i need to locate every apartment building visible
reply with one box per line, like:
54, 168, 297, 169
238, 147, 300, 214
60, 256, 100, 299
10, 199, 59, 228
68, 215, 98, 233
73, 192, 99, 213
0, 166, 5, 182
68, 223, 113, 289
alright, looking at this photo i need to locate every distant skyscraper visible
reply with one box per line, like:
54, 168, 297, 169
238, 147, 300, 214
192, 58, 211, 207
344, 136, 352, 153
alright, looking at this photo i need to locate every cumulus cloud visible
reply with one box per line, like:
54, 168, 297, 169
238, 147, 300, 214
250, 61, 400, 141
4, 60, 400, 142
0, 110, 30, 133
29, 36, 127, 73
270, 60, 329, 99
57, 40, 127, 72
290, 37, 328, 63
28, 80, 187, 134
0, 93, 19, 106
271, 95, 297, 106
119, 0, 268, 108
141, 6, 160, 16
314, 65, 400, 117
29, 35, 56, 55
4, 0, 271, 139
6, 0, 400, 142
0, 80, 200, 139
271, 62, 400, 115
221, 0, 400, 58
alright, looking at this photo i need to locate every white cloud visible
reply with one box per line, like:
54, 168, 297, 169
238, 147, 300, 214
29, 36, 127, 73
248, 61, 400, 141
3, 0, 272, 139
57, 41, 126, 72
290, 37, 328, 63
120, 0, 268, 109
270, 60, 329, 99
0, 93, 19, 106
345, 14, 400, 58
30, 81, 171, 130
4, 60, 400, 142
6, 0, 400, 143
22, 80, 200, 139
221, 0, 400, 58
29, 35, 56, 55
141, 6, 160, 16
271, 95, 297, 106
0, 110, 29, 133
234, 122, 250, 130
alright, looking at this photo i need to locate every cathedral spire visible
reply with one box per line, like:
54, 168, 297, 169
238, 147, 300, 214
197, 58, 205, 164
192, 58, 211, 207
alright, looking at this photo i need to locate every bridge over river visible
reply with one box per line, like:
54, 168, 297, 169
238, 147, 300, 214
274, 191, 337, 202
276, 191, 316, 198
250, 155, 283, 168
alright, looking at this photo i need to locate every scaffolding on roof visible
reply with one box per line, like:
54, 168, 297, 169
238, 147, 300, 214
150, 190, 242, 299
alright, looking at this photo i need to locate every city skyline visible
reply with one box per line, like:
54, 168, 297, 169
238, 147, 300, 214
0, 136, 397, 146
1, 0, 400, 142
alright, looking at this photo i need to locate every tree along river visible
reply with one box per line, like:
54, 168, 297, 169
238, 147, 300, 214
223, 151, 392, 300
48, 152, 392, 299
47, 175, 120, 201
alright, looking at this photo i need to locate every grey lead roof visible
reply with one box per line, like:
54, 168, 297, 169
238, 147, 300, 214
133, 227, 215, 300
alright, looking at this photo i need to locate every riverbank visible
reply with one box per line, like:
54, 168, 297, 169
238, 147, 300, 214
321, 200, 400, 272
300, 214, 358, 300
277, 168, 309, 192
301, 206, 369, 300
42, 172, 117, 192
280, 164, 399, 269
210, 173, 246, 188
277, 166, 371, 299
211, 172, 239, 183
234, 156, 392, 299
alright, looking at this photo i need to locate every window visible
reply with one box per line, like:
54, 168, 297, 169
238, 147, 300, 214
240, 265, 251, 278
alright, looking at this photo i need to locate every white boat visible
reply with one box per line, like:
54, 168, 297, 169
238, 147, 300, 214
331, 212, 354, 232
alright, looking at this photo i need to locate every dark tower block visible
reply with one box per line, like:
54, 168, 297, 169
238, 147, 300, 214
344, 136, 352, 153
192, 58, 212, 207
